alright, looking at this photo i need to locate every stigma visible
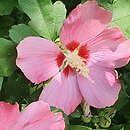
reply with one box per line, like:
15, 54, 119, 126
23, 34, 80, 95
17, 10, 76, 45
65, 50, 89, 77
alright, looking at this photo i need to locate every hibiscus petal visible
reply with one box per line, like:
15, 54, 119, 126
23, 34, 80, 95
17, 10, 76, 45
13, 101, 65, 130
59, 0, 112, 47
0, 102, 19, 130
89, 29, 130, 68
16, 37, 64, 84
88, 27, 125, 52
77, 66, 121, 108
39, 70, 82, 115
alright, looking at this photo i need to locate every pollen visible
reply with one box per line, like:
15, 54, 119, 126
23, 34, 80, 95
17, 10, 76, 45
65, 50, 89, 77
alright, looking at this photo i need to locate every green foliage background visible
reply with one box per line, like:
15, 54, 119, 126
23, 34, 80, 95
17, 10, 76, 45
0, 0, 130, 129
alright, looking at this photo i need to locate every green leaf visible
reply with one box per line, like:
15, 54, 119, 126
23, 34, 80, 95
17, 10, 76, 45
81, 115, 91, 123
0, 16, 15, 38
0, 0, 17, 15
123, 124, 130, 130
119, 102, 130, 120
70, 106, 82, 118
97, 0, 130, 38
96, 0, 113, 10
110, 0, 130, 38
28, 87, 43, 103
0, 76, 3, 91
113, 90, 129, 111
91, 116, 99, 124
0, 38, 17, 77
9, 24, 39, 43
18, 0, 66, 40
125, 62, 130, 70
109, 124, 130, 130
99, 116, 111, 128
81, 0, 87, 3
3, 71, 31, 104
0, 16, 15, 28
66, 125, 92, 130
108, 125, 124, 130
52, 0, 80, 14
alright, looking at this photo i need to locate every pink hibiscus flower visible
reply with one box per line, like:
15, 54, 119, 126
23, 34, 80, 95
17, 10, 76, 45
16, 1, 130, 115
0, 101, 65, 130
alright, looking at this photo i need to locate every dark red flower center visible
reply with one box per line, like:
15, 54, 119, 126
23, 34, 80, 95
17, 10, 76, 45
56, 41, 89, 77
